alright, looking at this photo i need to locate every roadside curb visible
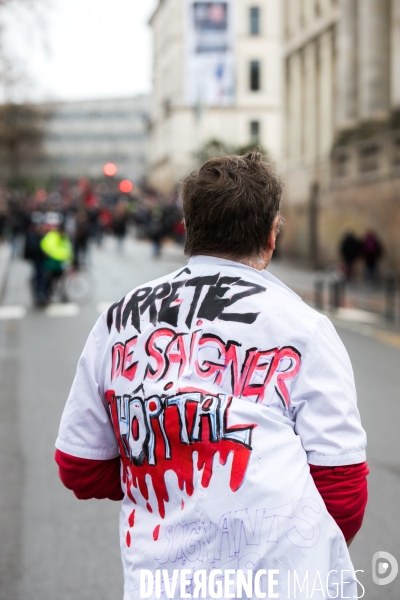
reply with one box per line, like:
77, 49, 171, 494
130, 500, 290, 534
0, 242, 12, 304
319, 306, 384, 326
320, 309, 400, 349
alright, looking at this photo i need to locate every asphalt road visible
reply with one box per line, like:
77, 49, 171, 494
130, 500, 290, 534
0, 236, 399, 600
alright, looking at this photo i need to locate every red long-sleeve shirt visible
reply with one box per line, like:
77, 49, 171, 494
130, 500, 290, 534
55, 450, 124, 501
309, 462, 369, 541
55, 450, 368, 542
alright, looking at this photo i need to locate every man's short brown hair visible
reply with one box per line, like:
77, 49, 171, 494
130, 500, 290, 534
181, 150, 282, 259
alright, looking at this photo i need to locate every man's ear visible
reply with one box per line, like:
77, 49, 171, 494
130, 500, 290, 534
268, 215, 280, 251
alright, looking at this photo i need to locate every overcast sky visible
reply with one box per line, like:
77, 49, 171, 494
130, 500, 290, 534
4, 0, 157, 102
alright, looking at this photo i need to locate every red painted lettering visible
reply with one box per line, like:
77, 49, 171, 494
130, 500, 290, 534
122, 336, 138, 381
111, 342, 125, 381
145, 328, 175, 381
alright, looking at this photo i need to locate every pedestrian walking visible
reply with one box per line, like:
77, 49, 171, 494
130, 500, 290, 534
24, 217, 47, 306
55, 152, 368, 599
98, 205, 113, 242
362, 230, 383, 283
147, 204, 165, 257
339, 230, 360, 281
113, 202, 128, 251
73, 209, 91, 268
40, 221, 73, 303
9, 199, 28, 257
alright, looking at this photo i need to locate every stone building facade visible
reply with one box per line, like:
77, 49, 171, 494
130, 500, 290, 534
282, 0, 400, 269
19, 96, 149, 183
148, 0, 283, 193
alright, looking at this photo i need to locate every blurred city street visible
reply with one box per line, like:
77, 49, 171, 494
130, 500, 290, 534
0, 236, 187, 600
0, 0, 398, 598
0, 236, 399, 599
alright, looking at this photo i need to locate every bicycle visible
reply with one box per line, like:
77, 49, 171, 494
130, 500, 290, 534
54, 266, 96, 305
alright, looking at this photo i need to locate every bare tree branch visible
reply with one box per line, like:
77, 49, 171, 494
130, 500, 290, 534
0, 1, 49, 178
0, 0, 47, 97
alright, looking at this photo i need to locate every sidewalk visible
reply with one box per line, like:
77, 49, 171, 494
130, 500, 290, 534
162, 241, 395, 329
268, 258, 395, 323
266, 259, 400, 351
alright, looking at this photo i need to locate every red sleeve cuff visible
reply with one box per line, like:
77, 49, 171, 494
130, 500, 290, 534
55, 449, 124, 501
309, 461, 369, 542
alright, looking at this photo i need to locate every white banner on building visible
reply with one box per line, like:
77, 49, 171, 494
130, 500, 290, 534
185, 1, 235, 107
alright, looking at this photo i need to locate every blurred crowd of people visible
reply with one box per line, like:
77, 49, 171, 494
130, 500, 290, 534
0, 178, 388, 305
340, 230, 383, 283
0, 179, 184, 306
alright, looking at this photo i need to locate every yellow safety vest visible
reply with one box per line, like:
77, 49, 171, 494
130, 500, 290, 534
40, 230, 73, 263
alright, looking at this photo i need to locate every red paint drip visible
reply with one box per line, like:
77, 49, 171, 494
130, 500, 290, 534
132, 417, 139, 440
196, 320, 203, 326
126, 530, 131, 547
105, 390, 252, 519
181, 499, 185, 510
153, 524, 160, 541
128, 509, 135, 528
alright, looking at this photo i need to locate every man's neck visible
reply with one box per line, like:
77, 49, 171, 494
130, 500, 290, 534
238, 255, 271, 271
196, 252, 272, 271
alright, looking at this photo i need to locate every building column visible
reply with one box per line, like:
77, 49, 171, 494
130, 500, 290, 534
319, 30, 333, 157
358, 0, 391, 120
336, 0, 358, 129
286, 0, 301, 39
309, 182, 320, 269
304, 42, 317, 162
391, 0, 400, 108
286, 52, 302, 163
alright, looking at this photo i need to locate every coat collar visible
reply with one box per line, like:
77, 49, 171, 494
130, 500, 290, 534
187, 255, 301, 300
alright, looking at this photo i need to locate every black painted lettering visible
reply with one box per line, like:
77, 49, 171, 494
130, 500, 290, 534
158, 280, 185, 327
139, 283, 171, 326
121, 287, 152, 333
185, 274, 220, 328
107, 296, 125, 332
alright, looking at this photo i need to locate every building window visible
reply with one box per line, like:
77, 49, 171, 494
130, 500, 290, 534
249, 7, 260, 35
249, 60, 261, 91
359, 144, 380, 173
250, 120, 260, 144
393, 137, 400, 165
334, 153, 349, 177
